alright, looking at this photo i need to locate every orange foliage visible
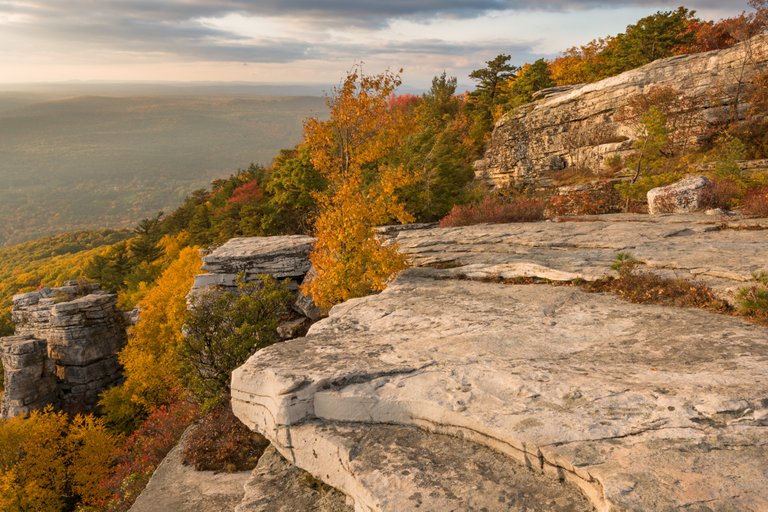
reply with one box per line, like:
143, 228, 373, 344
302, 67, 415, 309
0, 408, 117, 511
100, 246, 201, 429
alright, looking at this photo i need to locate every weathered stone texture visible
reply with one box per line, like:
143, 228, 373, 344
646, 175, 712, 214
129, 426, 252, 512
475, 35, 768, 188
0, 336, 58, 418
232, 216, 768, 511
191, 234, 325, 323
236, 445, 353, 512
0, 282, 126, 418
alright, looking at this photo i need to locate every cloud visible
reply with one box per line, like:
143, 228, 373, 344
0, 0, 750, 68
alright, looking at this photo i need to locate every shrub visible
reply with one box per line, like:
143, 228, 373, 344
742, 186, 768, 217
700, 177, 741, 210
439, 195, 545, 227
737, 272, 768, 324
102, 400, 199, 512
547, 184, 620, 216
182, 402, 269, 472
182, 275, 293, 410
585, 252, 730, 311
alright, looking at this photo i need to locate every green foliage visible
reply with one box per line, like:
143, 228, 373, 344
505, 59, 555, 109
182, 275, 293, 409
468, 54, 517, 134
394, 75, 477, 221
736, 272, 768, 324
256, 148, 327, 235
611, 252, 640, 274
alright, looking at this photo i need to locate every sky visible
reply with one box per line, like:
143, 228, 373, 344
0, 0, 751, 90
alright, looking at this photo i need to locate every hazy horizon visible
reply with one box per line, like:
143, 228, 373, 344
0, 1, 749, 90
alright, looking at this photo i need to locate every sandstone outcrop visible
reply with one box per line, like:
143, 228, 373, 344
193, 235, 315, 292
236, 445, 352, 512
232, 215, 768, 511
475, 35, 768, 188
0, 282, 126, 418
129, 426, 253, 512
191, 234, 324, 321
647, 175, 712, 214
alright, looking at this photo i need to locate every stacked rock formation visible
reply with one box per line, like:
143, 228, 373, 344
0, 282, 126, 418
475, 34, 768, 188
191, 235, 324, 323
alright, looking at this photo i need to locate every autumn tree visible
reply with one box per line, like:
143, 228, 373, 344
0, 409, 117, 511
302, 67, 415, 310
99, 246, 201, 433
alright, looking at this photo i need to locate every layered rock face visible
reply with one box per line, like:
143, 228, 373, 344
232, 214, 768, 511
475, 35, 768, 188
191, 234, 322, 323
0, 282, 126, 418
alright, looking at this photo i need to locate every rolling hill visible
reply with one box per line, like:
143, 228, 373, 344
0, 91, 326, 245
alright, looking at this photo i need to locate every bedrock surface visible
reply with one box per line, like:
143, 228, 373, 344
392, 213, 768, 302
232, 271, 768, 511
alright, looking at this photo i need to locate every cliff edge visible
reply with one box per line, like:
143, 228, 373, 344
231, 214, 768, 511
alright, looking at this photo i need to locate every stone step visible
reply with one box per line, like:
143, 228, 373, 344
255, 421, 593, 512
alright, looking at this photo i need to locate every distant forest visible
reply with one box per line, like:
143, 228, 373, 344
0, 93, 326, 245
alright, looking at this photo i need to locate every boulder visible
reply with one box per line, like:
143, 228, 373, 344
199, 235, 314, 283
233, 272, 768, 511
647, 175, 712, 215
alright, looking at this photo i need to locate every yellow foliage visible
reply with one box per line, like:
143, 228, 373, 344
0, 408, 117, 511
103, 246, 201, 424
302, 68, 414, 310
117, 231, 191, 309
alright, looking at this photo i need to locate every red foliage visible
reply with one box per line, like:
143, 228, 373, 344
701, 178, 741, 210
439, 196, 545, 227
101, 399, 199, 512
387, 93, 420, 111
742, 186, 768, 218
228, 181, 263, 204
182, 402, 269, 472
547, 185, 620, 216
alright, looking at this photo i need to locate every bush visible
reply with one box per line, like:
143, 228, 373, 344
439, 195, 545, 227
585, 252, 730, 311
737, 272, 768, 324
700, 178, 741, 210
182, 402, 269, 472
182, 275, 293, 409
102, 400, 199, 512
547, 184, 621, 216
742, 186, 768, 217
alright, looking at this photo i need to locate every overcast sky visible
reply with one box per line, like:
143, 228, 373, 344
0, 1, 750, 89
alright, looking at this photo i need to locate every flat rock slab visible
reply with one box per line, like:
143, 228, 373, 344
267, 421, 593, 512
392, 214, 768, 301
200, 235, 315, 279
236, 445, 352, 512
130, 426, 250, 512
233, 271, 768, 511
